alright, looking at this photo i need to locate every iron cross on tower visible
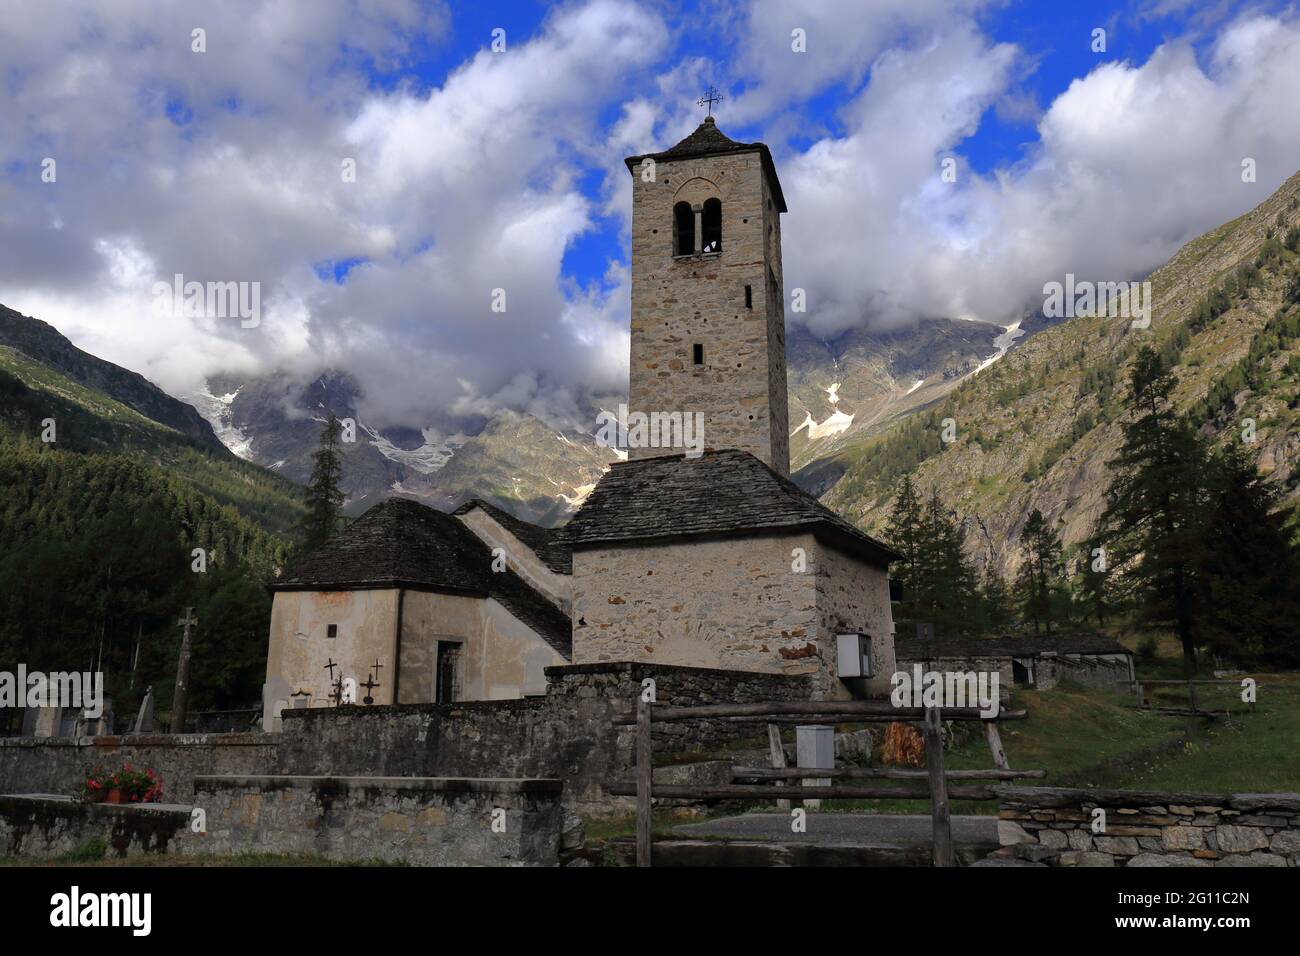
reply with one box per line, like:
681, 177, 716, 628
697, 86, 724, 117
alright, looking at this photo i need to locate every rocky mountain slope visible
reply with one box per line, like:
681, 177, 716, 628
820, 169, 1300, 578
786, 318, 1008, 494
0, 305, 225, 451
186, 369, 618, 524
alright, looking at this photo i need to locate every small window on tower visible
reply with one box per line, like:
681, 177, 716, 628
693, 343, 704, 366
673, 202, 694, 256
326, 624, 338, 639
745, 285, 753, 309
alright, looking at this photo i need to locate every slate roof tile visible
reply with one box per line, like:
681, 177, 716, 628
623, 117, 787, 212
452, 498, 572, 574
566, 449, 899, 565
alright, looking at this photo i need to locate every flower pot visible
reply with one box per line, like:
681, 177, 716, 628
105, 788, 124, 804
84, 789, 106, 804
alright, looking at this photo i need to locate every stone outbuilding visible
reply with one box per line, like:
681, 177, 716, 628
566, 449, 901, 699
894, 631, 1136, 691
262, 498, 571, 728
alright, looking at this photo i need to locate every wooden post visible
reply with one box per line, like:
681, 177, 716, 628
767, 723, 791, 810
1187, 678, 1199, 715
984, 720, 1010, 771
170, 607, 197, 734
924, 706, 954, 867
636, 695, 653, 868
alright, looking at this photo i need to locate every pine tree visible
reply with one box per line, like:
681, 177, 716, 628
883, 480, 981, 637
299, 413, 345, 554
1099, 347, 1211, 678
1015, 508, 1064, 636
1075, 536, 1111, 628
884, 476, 924, 627
1196, 442, 1300, 667
978, 564, 1013, 634
918, 491, 980, 636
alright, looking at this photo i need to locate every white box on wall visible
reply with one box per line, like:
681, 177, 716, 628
836, 632, 873, 679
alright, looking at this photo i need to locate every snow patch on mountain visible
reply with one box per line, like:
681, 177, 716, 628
184, 385, 253, 459
795, 409, 855, 440
365, 425, 468, 474
973, 320, 1025, 376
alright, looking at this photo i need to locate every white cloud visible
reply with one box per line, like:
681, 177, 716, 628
3, 0, 1300, 439
0, 0, 665, 431
777, 9, 1300, 336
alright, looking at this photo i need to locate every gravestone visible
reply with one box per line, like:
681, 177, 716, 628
261, 676, 291, 732
25, 706, 67, 738
77, 697, 114, 736
130, 687, 155, 734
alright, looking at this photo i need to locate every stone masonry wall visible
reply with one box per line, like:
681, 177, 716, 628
1, 664, 812, 814
0, 794, 192, 859
0, 733, 276, 804
811, 539, 895, 698
278, 662, 813, 809
994, 787, 1300, 866
1037, 654, 1133, 691
180, 775, 561, 866
629, 148, 789, 475
572, 532, 827, 686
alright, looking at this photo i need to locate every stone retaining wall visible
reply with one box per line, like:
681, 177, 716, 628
0, 733, 277, 805
279, 662, 813, 808
0, 795, 191, 859
1, 664, 812, 813
181, 775, 561, 866
993, 787, 1300, 866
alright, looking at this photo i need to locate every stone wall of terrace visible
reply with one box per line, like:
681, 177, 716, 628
993, 786, 1300, 866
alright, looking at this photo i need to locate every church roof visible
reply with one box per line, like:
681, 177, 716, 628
452, 498, 572, 574
272, 497, 571, 657
566, 449, 899, 565
623, 117, 787, 213
895, 632, 1134, 661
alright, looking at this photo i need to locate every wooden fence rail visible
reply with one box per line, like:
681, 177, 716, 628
615, 698, 1040, 868
1118, 678, 1257, 716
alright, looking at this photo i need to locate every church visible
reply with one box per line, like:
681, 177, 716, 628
261, 115, 900, 729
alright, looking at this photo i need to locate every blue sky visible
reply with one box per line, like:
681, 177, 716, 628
2, 0, 1299, 431
358, 0, 1283, 292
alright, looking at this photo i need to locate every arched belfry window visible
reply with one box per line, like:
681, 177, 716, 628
673, 202, 694, 256
702, 198, 722, 253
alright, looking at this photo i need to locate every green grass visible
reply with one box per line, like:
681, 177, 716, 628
1115, 672, 1300, 793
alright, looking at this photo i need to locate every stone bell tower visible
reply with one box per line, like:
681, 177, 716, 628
623, 110, 790, 476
